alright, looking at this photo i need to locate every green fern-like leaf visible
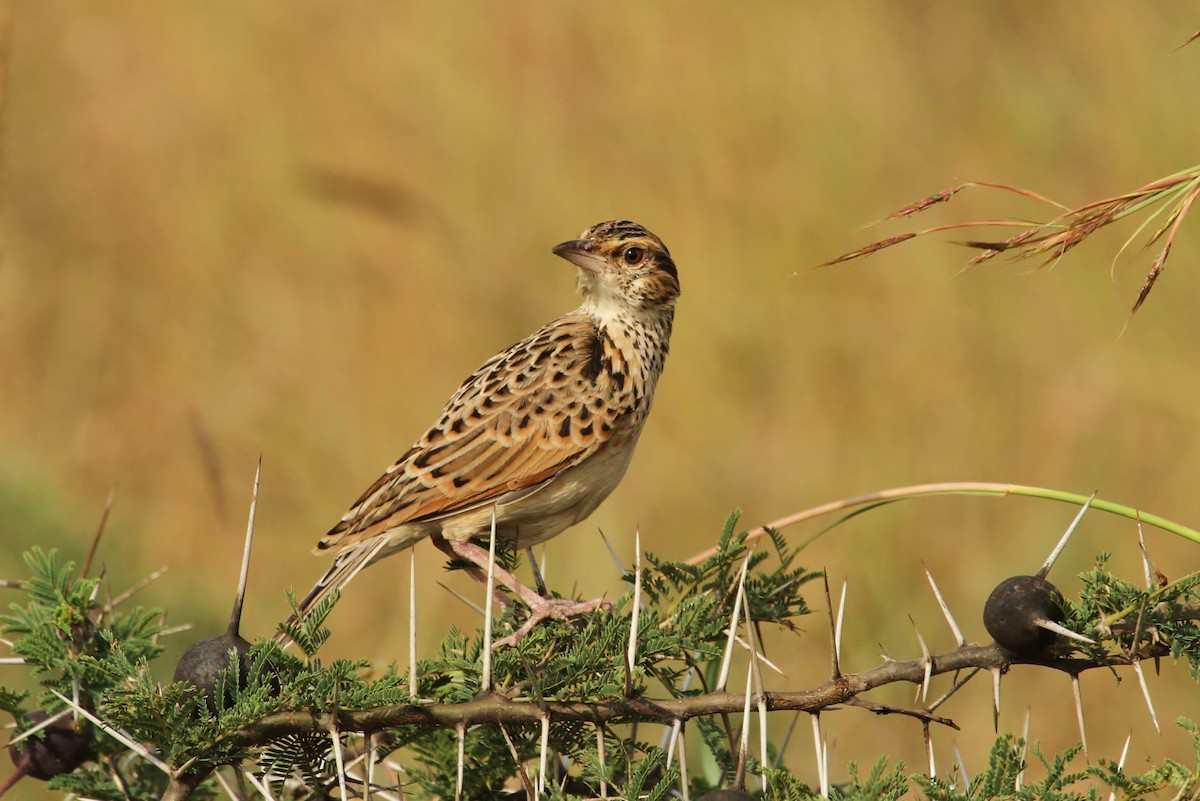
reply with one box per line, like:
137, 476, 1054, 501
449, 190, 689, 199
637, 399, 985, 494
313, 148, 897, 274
277, 588, 340, 658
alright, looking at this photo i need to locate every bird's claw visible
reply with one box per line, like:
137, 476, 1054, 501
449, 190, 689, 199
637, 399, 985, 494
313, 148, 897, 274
493, 596, 608, 648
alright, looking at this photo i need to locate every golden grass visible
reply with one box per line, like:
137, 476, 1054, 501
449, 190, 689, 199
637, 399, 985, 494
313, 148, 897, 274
2, 2, 1200, 794
823, 169, 1200, 316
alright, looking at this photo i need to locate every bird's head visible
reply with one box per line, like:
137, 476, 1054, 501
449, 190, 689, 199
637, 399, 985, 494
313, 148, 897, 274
552, 220, 680, 316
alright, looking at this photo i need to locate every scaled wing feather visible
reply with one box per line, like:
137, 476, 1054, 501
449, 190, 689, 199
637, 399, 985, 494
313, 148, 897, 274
317, 313, 623, 552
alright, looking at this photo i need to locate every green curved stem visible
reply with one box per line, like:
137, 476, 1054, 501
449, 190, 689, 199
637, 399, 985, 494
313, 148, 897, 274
687, 482, 1200, 565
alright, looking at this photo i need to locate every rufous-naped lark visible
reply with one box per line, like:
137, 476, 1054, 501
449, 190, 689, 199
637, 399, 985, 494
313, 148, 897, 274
292, 221, 680, 644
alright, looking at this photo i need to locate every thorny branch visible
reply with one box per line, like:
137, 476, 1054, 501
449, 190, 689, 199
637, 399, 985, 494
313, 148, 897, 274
159, 639, 1170, 797
222, 650, 982, 742
5, 488, 1197, 801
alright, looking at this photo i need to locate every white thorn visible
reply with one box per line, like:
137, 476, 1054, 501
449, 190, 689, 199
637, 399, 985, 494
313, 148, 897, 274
211, 767, 240, 801
925, 667, 979, 714
538, 714, 550, 797
597, 529, 627, 575
1132, 659, 1160, 733
910, 617, 932, 703
481, 508, 498, 693
624, 532, 643, 700
1034, 617, 1095, 644
409, 551, 418, 700
455, 723, 466, 801
666, 718, 683, 766
820, 730, 830, 799
739, 668, 753, 778
339, 742, 373, 773
366, 732, 377, 801
743, 598, 767, 707
48, 688, 171, 775
953, 741, 969, 792
991, 668, 1001, 732
1016, 706, 1030, 789
924, 565, 965, 645
597, 724, 608, 800
231, 459, 261, 635
742, 588, 769, 792
718, 554, 752, 691
811, 713, 828, 797
1136, 519, 1163, 592
924, 723, 936, 778
108, 565, 170, 607
1072, 674, 1089, 760
330, 728, 348, 801
1107, 732, 1133, 801
733, 635, 787, 675
676, 722, 691, 801
5, 709, 72, 747
758, 696, 769, 794
835, 578, 848, 664
1039, 491, 1095, 578
496, 723, 533, 796
436, 581, 486, 615
239, 765, 277, 800
627, 528, 642, 688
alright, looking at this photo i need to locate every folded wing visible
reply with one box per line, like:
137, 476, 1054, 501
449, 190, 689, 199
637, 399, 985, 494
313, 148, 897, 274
316, 313, 626, 554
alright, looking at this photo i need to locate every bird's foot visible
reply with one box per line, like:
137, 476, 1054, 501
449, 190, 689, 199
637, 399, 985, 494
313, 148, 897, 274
434, 535, 611, 646
493, 595, 610, 648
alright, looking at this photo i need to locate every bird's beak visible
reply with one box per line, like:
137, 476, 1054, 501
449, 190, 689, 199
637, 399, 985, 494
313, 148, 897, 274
552, 238, 605, 274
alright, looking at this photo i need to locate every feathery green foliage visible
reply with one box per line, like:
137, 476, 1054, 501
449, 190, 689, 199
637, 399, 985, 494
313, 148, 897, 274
3, 518, 1200, 799
1063, 552, 1200, 674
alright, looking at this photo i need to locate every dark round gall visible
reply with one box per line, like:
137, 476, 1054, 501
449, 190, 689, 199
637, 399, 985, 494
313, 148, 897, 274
695, 791, 756, 800
7, 710, 93, 782
983, 575, 1066, 655
173, 632, 253, 710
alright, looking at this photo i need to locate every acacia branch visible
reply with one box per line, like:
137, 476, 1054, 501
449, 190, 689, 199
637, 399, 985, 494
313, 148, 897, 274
163, 639, 1170, 798
234, 644, 1160, 738
237, 647, 994, 739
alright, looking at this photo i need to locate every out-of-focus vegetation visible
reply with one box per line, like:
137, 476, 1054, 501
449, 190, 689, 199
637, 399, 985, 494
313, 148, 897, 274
1, 3, 1198, 796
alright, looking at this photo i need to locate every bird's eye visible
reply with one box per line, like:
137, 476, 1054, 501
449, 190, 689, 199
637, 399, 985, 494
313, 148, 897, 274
622, 247, 644, 265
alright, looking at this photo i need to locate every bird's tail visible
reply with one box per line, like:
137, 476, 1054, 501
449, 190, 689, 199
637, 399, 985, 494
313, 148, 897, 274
274, 537, 392, 647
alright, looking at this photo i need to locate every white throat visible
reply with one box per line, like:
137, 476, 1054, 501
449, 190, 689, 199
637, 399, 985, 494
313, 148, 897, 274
580, 285, 633, 328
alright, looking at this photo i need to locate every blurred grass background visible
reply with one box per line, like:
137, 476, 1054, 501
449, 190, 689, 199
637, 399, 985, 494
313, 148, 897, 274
2, 1, 1199, 794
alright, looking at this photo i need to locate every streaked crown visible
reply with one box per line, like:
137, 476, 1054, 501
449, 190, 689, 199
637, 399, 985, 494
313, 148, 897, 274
553, 220, 680, 312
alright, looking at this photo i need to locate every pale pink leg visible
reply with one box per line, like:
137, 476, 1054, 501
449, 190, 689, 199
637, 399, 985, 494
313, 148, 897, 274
434, 536, 607, 647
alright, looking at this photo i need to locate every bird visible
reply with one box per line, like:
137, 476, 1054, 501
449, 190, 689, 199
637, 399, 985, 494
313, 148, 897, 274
287, 220, 680, 646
